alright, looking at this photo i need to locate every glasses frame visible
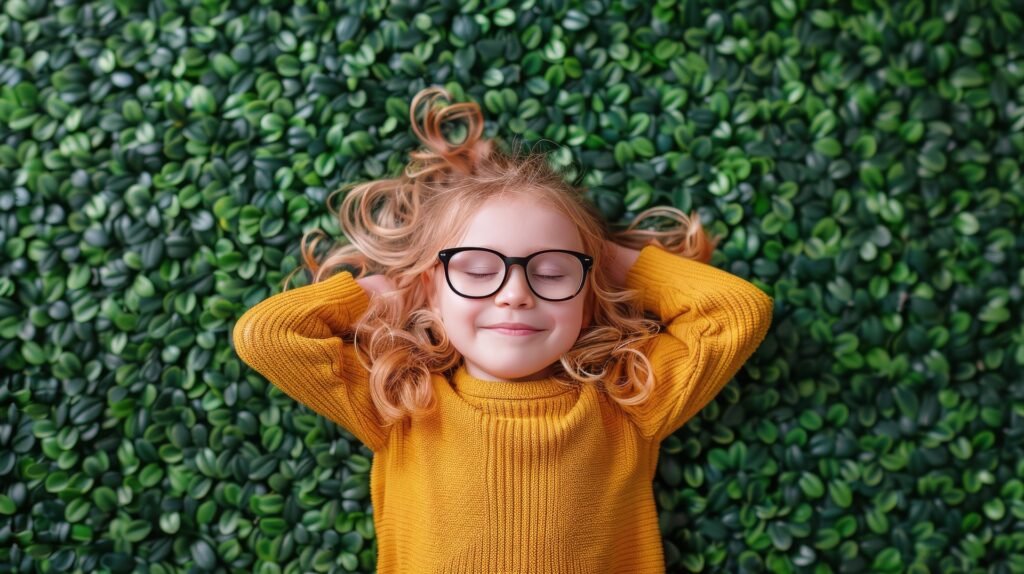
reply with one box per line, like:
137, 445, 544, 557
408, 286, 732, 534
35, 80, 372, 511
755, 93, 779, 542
437, 247, 594, 302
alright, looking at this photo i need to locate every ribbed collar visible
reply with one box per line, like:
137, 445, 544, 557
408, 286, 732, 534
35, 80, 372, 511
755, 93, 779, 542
450, 363, 576, 400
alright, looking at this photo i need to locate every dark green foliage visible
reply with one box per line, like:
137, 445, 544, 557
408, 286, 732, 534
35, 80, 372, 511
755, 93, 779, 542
1, 0, 1022, 572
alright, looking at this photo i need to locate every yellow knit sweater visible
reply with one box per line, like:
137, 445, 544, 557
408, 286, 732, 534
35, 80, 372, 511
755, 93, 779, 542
232, 244, 774, 573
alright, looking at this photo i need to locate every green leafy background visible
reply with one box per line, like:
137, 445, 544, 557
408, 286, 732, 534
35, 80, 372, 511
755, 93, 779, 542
2, 0, 1023, 572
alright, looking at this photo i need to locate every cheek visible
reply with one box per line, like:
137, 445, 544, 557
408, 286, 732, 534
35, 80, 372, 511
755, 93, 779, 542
551, 301, 586, 332
441, 298, 484, 328
581, 294, 592, 329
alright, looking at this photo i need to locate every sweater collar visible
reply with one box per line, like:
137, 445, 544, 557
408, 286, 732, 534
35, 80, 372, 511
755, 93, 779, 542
451, 363, 576, 400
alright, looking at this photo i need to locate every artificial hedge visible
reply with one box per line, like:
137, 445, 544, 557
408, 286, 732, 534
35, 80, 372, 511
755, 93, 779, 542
1, 0, 1022, 572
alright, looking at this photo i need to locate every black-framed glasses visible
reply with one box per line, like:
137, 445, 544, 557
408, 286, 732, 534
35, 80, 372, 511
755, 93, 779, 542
437, 247, 593, 301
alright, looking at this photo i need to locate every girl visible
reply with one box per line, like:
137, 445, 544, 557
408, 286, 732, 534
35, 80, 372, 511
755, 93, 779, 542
232, 86, 774, 573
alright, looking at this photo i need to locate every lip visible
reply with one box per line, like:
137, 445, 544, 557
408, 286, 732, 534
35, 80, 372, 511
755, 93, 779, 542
486, 327, 544, 336
483, 323, 544, 336
485, 322, 542, 330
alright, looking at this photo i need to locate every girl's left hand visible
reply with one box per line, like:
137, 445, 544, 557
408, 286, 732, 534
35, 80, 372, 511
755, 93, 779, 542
604, 240, 642, 288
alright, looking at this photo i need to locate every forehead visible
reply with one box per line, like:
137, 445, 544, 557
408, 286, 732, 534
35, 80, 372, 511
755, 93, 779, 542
455, 196, 583, 255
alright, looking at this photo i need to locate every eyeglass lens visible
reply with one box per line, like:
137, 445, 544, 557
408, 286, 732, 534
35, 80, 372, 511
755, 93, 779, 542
447, 250, 583, 299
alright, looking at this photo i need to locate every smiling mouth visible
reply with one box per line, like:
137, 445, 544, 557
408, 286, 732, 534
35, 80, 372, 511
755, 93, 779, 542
484, 327, 543, 336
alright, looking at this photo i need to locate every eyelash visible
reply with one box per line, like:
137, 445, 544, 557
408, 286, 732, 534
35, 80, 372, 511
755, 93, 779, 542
466, 272, 563, 280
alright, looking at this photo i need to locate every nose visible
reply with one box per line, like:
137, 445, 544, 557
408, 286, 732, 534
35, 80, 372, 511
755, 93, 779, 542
494, 265, 535, 306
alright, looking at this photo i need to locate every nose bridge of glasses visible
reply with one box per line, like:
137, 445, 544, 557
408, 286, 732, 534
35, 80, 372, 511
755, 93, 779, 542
503, 259, 532, 289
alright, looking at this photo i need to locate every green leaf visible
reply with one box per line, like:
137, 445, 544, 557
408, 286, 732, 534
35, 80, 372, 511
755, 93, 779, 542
829, 480, 853, 508
810, 10, 835, 28
771, 0, 797, 20
950, 67, 986, 88
799, 472, 825, 498
813, 137, 842, 157
0, 495, 15, 515
953, 212, 979, 235
493, 8, 516, 27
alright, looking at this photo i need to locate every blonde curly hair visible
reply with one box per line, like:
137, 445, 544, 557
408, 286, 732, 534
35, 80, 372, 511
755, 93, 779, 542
281, 86, 721, 428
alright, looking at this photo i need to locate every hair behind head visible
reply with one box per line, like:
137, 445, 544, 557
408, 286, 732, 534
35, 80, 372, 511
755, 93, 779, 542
281, 86, 721, 428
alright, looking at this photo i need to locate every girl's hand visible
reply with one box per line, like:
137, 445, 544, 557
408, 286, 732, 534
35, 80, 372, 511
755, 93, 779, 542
355, 274, 397, 297
604, 240, 642, 288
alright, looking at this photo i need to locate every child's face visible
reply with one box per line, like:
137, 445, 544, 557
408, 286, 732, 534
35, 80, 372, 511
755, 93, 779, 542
424, 195, 589, 383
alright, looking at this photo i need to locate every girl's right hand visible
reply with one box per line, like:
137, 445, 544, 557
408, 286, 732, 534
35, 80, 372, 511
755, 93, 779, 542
355, 274, 397, 297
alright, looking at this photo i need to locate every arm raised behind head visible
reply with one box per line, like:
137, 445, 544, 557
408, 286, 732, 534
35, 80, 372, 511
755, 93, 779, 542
610, 243, 774, 443
232, 271, 395, 452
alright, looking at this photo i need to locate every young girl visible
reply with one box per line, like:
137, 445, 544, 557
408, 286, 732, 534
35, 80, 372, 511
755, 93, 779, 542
232, 86, 774, 573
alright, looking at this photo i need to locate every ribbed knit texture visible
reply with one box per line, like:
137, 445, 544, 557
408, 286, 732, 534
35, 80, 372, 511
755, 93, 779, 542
232, 244, 774, 573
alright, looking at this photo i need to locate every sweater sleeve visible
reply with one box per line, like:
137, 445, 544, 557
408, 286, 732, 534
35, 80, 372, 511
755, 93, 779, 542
230, 270, 391, 452
620, 244, 774, 443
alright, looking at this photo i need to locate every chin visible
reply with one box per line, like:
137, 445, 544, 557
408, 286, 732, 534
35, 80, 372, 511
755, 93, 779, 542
485, 366, 545, 381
